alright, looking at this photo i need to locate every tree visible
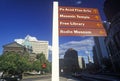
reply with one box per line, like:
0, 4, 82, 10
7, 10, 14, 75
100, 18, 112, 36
0, 52, 31, 74
45, 60, 51, 73
36, 53, 47, 74
36, 52, 46, 64
32, 60, 42, 72
35, 53, 51, 74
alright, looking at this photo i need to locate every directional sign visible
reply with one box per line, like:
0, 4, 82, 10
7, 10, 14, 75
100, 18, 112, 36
58, 6, 107, 36
59, 20, 104, 29
59, 28, 107, 36
59, 6, 99, 15
59, 13, 101, 21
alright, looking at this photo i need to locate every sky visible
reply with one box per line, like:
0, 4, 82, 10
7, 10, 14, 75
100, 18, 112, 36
0, 0, 106, 62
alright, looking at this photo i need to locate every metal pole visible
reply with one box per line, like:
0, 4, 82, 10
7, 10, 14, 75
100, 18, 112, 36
52, 1, 59, 81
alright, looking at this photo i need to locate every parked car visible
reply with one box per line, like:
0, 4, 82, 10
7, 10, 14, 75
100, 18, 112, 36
0, 72, 3, 77
0, 73, 22, 81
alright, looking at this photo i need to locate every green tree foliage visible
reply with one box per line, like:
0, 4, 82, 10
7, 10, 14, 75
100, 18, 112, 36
35, 53, 51, 73
36, 52, 46, 64
0, 52, 30, 74
32, 60, 42, 72
45, 60, 51, 73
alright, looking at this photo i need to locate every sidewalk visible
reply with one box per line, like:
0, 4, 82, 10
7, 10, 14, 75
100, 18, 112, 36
23, 74, 67, 81
23, 73, 51, 79
81, 72, 120, 81
60, 77, 67, 81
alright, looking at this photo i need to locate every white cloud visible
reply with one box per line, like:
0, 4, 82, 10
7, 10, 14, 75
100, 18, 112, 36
48, 45, 52, 62
25, 35, 38, 41
14, 35, 38, 44
76, 1, 82, 5
14, 39, 24, 44
59, 37, 94, 57
48, 45, 52, 51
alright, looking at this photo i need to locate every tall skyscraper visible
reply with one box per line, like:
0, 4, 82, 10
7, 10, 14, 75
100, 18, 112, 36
64, 48, 79, 74
104, 0, 120, 72
93, 21, 109, 68
78, 56, 85, 69
93, 37, 108, 65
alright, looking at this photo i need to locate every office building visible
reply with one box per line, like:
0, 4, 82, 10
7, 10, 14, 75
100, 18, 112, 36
29, 41, 48, 60
64, 48, 79, 74
78, 56, 85, 69
16, 35, 49, 60
93, 46, 99, 65
3, 42, 28, 55
104, 0, 120, 72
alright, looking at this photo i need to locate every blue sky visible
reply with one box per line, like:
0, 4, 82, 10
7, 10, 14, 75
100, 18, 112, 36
0, 0, 106, 62
0, 0, 53, 54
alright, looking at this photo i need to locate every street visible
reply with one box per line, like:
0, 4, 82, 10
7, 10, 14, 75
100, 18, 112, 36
22, 77, 84, 81
21, 74, 85, 81
22, 74, 51, 81
1, 73, 120, 81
